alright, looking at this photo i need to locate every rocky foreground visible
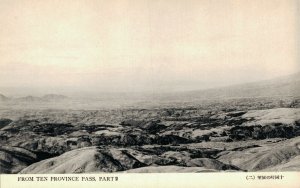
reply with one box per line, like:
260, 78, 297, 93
0, 106, 300, 173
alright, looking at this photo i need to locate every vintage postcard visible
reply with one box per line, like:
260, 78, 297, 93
0, 0, 299, 187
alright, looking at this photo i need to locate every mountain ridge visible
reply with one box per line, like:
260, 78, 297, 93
1, 72, 299, 103
177, 72, 300, 100
0, 94, 69, 102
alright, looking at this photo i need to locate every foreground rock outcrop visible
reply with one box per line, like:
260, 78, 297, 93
218, 137, 300, 171
0, 146, 37, 173
20, 146, 239, 174
20, 147, 146, 173
124, 166, 218, 173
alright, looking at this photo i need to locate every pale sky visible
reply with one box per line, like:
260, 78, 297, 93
0, 0, 299, 95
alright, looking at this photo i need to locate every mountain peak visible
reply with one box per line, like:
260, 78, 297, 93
42, 94, 68, 100
0, 94, 9, 101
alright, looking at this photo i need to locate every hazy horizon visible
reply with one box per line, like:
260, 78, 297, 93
1, 70, 299, 98
0, 0, 299, 96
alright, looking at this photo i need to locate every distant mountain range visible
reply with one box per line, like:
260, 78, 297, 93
0, 94, 10, 101
1, 72, 299, 103
123, 72, 300, 101
0, 94, 69, 102
158, 72, 300, 100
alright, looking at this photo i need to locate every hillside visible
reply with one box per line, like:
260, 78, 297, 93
0, 94, 9, 102
174, 72, 300, 100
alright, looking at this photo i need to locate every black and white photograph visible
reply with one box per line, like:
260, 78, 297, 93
0, 0, 299, 176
